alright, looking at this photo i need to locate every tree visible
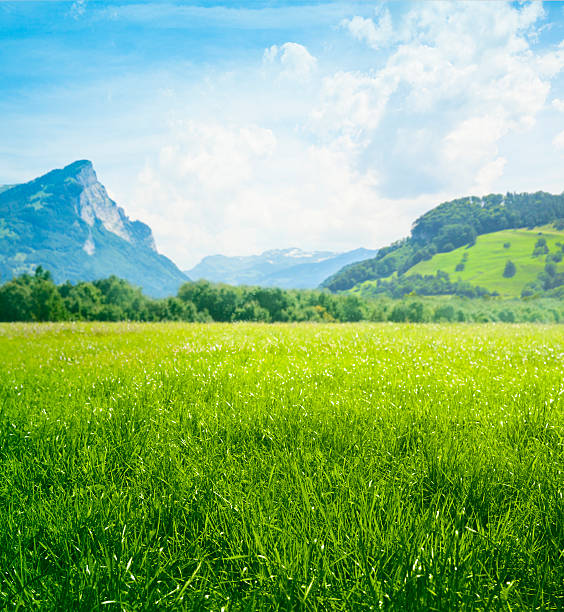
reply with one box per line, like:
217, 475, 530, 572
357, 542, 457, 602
31, 278, 67, 321
433, 304, 455, 322
389, 304, 408, 322
338, 295, 364, 322
62, 282, 102, 319
232, 300, 270, 322
498, 309, 515, 323
533, 238, 548, 257
0, 281, 33, 321
34, 265, 52, 282
0, 271, 68, 321
250, 288, 291, 321
407, 301, 426, 322
503, 260, 516, 278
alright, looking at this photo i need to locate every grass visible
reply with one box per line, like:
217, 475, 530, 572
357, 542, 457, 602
407, 226, 564, 296
0, 322, 562, 610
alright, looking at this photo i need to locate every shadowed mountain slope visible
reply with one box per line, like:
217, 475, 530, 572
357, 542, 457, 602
0, 160, 189, 297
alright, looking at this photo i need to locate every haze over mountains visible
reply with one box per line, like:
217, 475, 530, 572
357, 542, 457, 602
0, 161, 188, 297
0, 161, 378, 295
3, 160, 563, 301
185, 248, 378, 289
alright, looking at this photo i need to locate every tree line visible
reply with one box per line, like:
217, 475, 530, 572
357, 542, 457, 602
0, 267, 563, 324
0, 267, 366, 323
357, 270, 495, 299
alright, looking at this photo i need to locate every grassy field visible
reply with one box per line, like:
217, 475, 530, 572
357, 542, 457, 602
407, 226, 564, 296
0, 322, 562, 610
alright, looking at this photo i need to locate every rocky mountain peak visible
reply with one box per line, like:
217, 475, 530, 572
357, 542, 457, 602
64, 159, 97, 188
73, 167, 132, 244
0, 161, 188, 296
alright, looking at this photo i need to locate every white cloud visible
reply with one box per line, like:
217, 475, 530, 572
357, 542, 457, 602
328, 1, 564, 197
552, 98, 564, 113
443, 115, 506, 166
341, 8, 394, 50
263, 42, 317, 80
312, 70, 397, 143
553, 130, 564, 150
129, 119, 406, 267
116, 2, 564, 266
472, 157, 508, 195
159, 121, 276, 193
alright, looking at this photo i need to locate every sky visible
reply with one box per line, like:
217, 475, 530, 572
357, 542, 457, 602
1, 1, 564, 269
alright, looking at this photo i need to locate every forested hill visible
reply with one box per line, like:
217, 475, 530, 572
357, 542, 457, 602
322, 191, 564, 292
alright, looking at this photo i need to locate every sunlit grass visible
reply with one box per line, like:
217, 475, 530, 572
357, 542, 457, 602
0, 322, 562, 610
407, 225, 564, 296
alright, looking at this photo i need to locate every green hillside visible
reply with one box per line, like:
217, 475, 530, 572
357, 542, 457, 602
407, 226, 564, 297
322, 190, 564, 294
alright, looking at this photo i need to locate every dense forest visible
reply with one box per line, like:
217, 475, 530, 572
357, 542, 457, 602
1, 267, 563, 324
323, 191, 564, 292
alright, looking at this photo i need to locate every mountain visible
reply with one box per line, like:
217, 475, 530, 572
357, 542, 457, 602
0, 160, 188, 297
322, 191, 564, 295
185, 247, 378, 289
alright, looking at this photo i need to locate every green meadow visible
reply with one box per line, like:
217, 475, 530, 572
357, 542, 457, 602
407, 226, 564, 296
0, 322, 562, 610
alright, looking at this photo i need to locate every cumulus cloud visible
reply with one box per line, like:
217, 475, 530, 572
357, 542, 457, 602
120, 2, 564, 266
341, 8, 394, 50
132, 122, 277, 258
443, 115, 506, 166
263, 42, 317, 80
130, 120, 401, 267
329, 1, 563, 196
159, 121, 276, 193
311, 70, 397, 146
472, 157, 508, 196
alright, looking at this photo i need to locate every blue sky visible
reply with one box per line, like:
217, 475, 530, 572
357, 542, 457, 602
2, 1, 564, 267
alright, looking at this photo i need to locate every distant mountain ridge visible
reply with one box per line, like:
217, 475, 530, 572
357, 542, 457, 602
0, 160, 188, 296
186, 247, 378, 289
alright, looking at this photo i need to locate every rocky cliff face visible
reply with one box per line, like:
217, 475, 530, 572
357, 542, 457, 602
0, 160, 188, 297
70, 161, 157, 252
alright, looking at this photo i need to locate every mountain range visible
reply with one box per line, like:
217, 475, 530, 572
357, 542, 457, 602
0, 161, 378, 295
0, 160, 188, 297
185, 247, 378, 289
3, 160, 563, 301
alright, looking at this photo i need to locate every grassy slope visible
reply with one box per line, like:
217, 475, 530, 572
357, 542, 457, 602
406, 226, 564, 296
0, 323, 562, 609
